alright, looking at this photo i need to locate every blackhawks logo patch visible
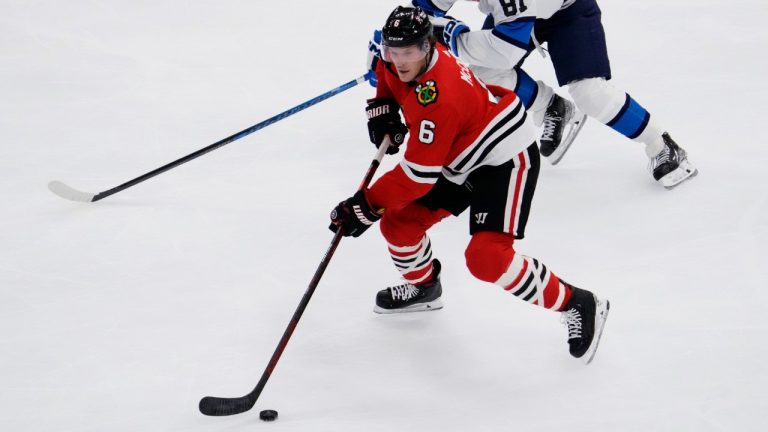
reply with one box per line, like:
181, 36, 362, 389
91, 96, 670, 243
415, 80, 438, 107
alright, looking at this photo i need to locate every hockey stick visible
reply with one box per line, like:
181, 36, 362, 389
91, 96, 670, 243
198, 139, 391, 417
48, 72, 374, 203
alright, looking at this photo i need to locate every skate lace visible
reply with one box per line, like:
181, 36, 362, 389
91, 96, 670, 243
541, 115, 561, 141
390, 283, 419, 301
654, 145, 672, 166
561, 309, 582, 340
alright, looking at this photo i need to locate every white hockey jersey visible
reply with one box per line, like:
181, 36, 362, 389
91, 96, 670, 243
413, 0, 576, 69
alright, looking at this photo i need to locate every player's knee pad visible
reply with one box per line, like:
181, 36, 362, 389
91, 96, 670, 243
464, 231, 516, 283
567, 77, 626, 124
380, 205, 449, 247
379, 212, 413, 246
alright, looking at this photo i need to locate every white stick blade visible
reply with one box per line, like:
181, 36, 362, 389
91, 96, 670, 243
47, 181, 96, 202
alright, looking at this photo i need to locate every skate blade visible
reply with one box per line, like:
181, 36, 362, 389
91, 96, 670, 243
582, 299, 610, 365
661, 160, 698, 189
548, 113, 587, 165
373, 298, 444, 315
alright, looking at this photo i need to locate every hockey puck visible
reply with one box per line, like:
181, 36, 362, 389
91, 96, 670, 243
259, 409, 278, 422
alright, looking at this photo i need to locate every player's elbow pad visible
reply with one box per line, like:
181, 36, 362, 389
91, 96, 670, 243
458, 31, 525, 70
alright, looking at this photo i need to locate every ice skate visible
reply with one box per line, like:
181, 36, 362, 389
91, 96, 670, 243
539, 94, 587, 165
560, 286, 610, 365
374, 260, 444, 314
650, 132, 698, 189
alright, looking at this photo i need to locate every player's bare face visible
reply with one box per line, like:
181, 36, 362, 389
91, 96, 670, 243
384, 45, 428, 82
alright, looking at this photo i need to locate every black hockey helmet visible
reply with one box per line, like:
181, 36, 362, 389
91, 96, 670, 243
381, 6, 433, 48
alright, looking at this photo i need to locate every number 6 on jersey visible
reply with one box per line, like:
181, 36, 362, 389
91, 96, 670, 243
419, 120, 436, 144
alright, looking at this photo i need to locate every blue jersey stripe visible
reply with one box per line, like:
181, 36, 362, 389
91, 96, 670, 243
629, 111, 651, 139
607, 95, 650, 139
514, 68, 538, 109
491, 19, 534, 50
606, 95, 630, 127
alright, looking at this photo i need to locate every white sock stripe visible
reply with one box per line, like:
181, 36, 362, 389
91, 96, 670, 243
493, 252, 567, 310
391, 250, 430, 266
538, 263, 549, 281
494, 253, 525, 287
391, 255, 419, 265
550, 282, 567, 311
389, 237, 433, 275
390, 239, 431, 261
394, 253, 432, 272
393, 246, 431, 266
407, 267, 434, 284
512, 260, 543, 302
506, 256, 537, 294
537, 267, 553, 307
508, 270, 534, 295
517, 281, 538, 303
410, 253, 433, 271
389, 239, 431, 261
511, 257, 540, 302
388, 236, 429, 254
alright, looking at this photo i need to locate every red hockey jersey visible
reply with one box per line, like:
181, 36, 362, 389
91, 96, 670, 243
366, 45, 537, 211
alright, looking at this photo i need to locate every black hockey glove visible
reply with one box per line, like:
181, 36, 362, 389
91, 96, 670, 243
329, 191, 381, 238
366, 98, 408, 155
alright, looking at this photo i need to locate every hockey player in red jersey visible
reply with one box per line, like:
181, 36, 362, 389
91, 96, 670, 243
330, 6, 609, 363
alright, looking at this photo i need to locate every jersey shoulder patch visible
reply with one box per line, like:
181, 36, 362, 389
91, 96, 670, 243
415, 80, 439, 107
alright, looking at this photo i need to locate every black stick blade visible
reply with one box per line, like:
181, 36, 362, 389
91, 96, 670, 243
199, 395, 256, 416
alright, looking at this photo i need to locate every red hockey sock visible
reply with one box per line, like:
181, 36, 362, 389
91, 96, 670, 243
465, 231, 572, 311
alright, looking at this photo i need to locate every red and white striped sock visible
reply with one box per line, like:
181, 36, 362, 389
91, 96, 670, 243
494, 254, 572, 311
388, 235, 435, 285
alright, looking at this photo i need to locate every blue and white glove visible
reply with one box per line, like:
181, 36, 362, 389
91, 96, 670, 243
438, 17, 469, 57
366, 30, 382, 87
412, 0, 447, 17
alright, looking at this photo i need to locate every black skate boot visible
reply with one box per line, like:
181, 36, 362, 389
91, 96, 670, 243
560, 286, 610, 365
539, 94, 587, 165
649, 132, 698, 189
374, 259, 444, 314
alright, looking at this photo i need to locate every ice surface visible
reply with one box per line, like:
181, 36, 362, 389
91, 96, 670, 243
2, 1, 767, 431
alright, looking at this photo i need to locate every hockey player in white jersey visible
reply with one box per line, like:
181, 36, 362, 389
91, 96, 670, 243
412, 0, 698, 188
